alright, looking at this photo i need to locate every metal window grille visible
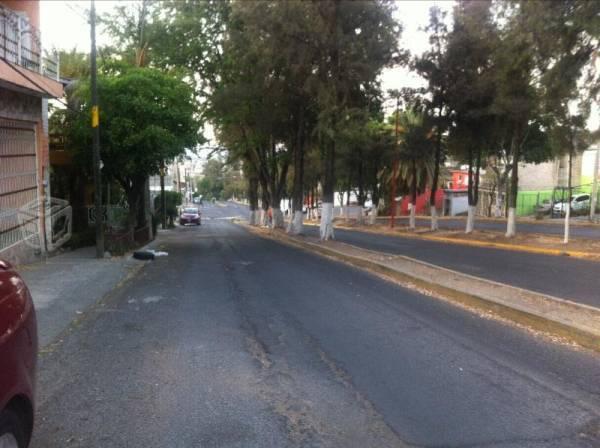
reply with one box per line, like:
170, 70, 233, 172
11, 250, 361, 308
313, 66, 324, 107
0, 118, 39, 252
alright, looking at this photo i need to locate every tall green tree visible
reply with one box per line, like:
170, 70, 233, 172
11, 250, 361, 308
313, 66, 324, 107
414, 6, 451, 230
393, 108, 435, 229
312, 0, 400, 240
497, 0, 598, 237
445, 0, 498, 233
66, 68, 200, 230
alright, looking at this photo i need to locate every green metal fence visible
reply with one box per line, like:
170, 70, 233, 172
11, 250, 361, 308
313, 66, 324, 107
517, 185, 600, 216
516, 191, 553, 216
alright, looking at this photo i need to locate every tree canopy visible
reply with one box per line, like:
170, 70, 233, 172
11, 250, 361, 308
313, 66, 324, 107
66, 67, 201, 227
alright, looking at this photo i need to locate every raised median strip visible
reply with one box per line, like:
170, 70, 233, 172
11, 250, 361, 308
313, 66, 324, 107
243, 223, 600, 352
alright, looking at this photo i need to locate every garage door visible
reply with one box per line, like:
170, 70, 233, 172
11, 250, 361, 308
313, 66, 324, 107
0, 118, 38, 252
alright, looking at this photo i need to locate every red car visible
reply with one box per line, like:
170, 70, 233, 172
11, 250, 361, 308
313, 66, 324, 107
0, 260, 37, 448
179, 207, 201, 226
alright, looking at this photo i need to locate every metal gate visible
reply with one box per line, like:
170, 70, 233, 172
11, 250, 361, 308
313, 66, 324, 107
0, 118, 38, 252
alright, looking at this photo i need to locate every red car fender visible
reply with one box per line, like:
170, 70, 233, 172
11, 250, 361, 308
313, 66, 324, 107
0, 261, 37, 421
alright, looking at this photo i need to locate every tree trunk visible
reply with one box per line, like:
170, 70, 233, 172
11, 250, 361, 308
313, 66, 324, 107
260, 181, 270, 227
466, 147, 475, 234
247, 171, 259, 226
564, 139, 573, 244
357, 159, 365, 206
121, 175, 146, 233
506, 136, 520, 238
267, 140, 289, 229
430, 205, 438, 230
494, 179, 504, 218
271, 207, 284, 229
590, 149, 599, 222
127, 191, 138, 231
288, 112, 305, 234
409, 160, 417, 230
369, 202, 379, 225
466, 147, 481, 234
320, 141, 335, 240
430, 126, 442, 231
370, 190, 380, 225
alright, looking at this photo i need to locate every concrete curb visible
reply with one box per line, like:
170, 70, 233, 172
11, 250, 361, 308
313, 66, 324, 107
303, 221, 600, 262
244, 224, 600, 352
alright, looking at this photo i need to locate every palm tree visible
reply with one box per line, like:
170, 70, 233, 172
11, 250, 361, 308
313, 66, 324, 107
392, 108, 436, 229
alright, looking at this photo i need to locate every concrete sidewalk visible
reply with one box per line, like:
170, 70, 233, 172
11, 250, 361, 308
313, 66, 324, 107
17, 246, 146, 348
245, 224, 600, 352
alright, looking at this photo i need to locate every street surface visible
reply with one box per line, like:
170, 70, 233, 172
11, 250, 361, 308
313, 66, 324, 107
214, 202, 600, 308
302, 226, 600, 308
31, 202, 600, 447
384, 216, 600, 239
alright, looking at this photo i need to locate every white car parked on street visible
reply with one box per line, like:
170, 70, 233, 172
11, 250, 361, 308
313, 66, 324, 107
552, 193, 590, 215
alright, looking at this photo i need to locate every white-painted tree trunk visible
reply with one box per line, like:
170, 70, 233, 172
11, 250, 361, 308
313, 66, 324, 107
430, 205, 438, 231
409, 204, 416, 230
319, 202, 335, 240
287, 210, 304, 235
465, 205, 476, 234
563, 205, 570, 244
271, 207, 284, 229
494, 194, 504, 218
369, 205, 379, 225
357, 208, 364, 225
248, 210, 258, 226
505, 207, 517, 237
260, 209, 269, 227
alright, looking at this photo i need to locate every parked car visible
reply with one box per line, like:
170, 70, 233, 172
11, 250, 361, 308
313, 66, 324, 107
552, 194, 590, 216
179, 207, 201, 225
0, 260, 37, 448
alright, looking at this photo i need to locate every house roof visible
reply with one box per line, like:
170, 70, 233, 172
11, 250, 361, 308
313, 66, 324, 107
0, 59, 64, 98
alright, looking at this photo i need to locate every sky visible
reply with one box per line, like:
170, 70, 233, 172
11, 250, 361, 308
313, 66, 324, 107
40, 0, 453, 93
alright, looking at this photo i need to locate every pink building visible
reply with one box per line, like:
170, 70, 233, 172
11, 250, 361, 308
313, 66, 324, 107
0, 1, 63, 264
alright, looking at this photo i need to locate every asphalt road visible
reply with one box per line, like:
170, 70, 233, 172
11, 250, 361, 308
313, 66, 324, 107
214, 202, 600, 307
383, 216, 600, 238
31, 206, 600, 447
301, 226, 600, 308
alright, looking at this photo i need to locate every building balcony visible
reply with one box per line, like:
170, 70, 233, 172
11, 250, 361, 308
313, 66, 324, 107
0, 3, 59, 81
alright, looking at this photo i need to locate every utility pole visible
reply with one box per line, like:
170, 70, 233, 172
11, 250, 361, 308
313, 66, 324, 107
590, 148, 599, 222
90, 0, 104, 258
160, 161, 167, 229
389, 95, 400, 228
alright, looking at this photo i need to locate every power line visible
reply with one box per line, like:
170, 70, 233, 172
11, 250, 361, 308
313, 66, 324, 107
65, 3, 90, 23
